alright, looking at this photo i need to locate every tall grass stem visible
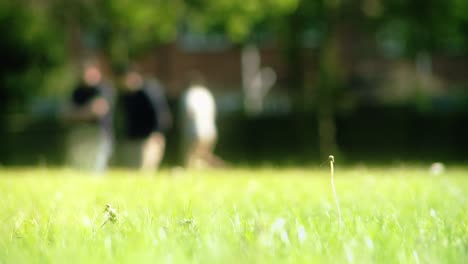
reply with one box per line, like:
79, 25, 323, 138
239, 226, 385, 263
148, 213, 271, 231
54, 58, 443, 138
329, 155, 343, 227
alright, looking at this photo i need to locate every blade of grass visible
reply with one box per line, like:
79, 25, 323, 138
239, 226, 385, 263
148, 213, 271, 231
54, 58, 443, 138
329, 155, 343, 227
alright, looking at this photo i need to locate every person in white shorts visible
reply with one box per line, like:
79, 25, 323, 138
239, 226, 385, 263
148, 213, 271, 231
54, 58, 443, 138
180, 76, 225, 168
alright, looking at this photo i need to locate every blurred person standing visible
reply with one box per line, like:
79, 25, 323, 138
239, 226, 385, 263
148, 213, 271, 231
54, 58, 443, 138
119, 69, 172, 171
62, 63, 114, 172
180, 75, 225, 168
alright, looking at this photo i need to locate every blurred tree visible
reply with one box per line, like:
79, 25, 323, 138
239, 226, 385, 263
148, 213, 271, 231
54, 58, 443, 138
2, 0, 468, 159
101, 0, 185, 66
0, 0, 301, 107
49, 0, 184, 66
0, 1, 64, 116
276, 0, 468, 159
183, 0, 299, 41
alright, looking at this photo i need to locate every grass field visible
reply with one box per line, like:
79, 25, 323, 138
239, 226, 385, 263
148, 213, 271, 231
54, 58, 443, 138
0, 166, 467, 263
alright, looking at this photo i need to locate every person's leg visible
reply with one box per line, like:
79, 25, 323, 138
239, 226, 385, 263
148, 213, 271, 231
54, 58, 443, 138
182, 131, 201, 169
185, 137, 213, 169
184, 139, 195, 168
199, 135, 225, 168
188, 138, 217, 169
141, 132, 165, 171
95, 132, 112, 173
119, 139, 142, 169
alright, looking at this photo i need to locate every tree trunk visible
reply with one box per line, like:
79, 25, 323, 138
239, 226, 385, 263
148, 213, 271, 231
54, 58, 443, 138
280, 11, 305, 109
316, 26, 344, 159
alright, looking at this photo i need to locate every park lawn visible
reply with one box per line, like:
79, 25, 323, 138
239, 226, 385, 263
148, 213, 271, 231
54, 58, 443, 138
0, 166, 467, 263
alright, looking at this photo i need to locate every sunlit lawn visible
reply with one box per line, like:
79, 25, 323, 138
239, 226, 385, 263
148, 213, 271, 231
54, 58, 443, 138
0, 166, 467, 263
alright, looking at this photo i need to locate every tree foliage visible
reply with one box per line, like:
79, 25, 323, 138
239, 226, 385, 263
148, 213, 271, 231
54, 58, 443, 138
1, 0, 468, 113
0, 1, 64, 112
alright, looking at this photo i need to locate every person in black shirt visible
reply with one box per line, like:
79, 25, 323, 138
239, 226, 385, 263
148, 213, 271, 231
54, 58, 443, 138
119, 69, 172, 171
63, 64, 114, 172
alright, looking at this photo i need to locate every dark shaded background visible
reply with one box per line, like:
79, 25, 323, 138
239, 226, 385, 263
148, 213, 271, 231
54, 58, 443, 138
1, 0, 468, 167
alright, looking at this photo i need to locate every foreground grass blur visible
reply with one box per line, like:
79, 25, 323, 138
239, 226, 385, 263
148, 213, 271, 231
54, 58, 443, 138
0, 166, 467, 263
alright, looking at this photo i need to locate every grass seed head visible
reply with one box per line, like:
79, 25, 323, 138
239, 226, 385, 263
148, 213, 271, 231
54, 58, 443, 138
102, 204, 118, 225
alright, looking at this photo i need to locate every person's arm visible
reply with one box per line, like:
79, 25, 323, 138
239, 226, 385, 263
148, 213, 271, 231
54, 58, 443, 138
61, 97, 109, 122
157, 95, 173, 132
145, 81, 173, 132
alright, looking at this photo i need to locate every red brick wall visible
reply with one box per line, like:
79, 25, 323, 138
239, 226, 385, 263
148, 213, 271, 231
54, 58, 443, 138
137, 41, 468, 99
144, 44, 296, 97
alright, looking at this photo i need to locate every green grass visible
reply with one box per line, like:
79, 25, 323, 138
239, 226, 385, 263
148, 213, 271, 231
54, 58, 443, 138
0, 166, 467, 263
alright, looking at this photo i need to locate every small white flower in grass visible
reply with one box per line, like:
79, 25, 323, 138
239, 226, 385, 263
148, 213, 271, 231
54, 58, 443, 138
365, 236, 374, 250
270, 218, 290, 245
297, 226, 306, 243
295, 220, 307, 244
430, 208, 437, 218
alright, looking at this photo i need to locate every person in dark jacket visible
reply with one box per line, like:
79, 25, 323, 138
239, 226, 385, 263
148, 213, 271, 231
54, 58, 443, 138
119, 69, 172, 171
63, 63, 114, 172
